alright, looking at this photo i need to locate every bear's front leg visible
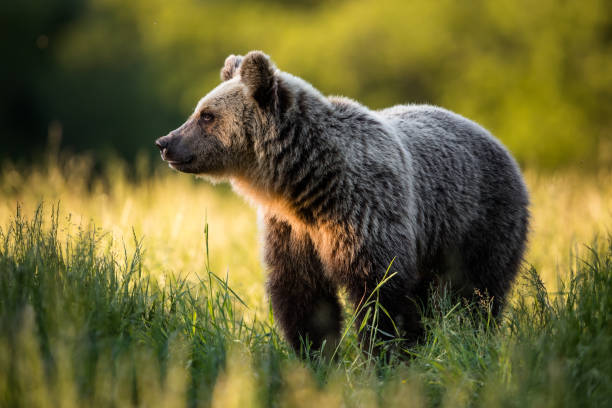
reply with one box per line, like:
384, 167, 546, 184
263, 215, 342, 356
346, 252, 426, 357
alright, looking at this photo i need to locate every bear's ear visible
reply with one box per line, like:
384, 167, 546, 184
240, 51, 277, 108
220, 54, 243, 81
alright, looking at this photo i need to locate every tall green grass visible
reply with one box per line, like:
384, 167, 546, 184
1, 205, 610, 407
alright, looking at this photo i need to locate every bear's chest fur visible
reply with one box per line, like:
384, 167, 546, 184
231, 177, 361, 280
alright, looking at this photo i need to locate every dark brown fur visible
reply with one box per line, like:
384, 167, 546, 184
156, 51, 530, 358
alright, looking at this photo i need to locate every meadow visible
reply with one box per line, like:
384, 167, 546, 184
1, 153, 611, 407
4, 0, 612, 406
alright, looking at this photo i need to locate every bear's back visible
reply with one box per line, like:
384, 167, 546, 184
379, 104, 529, 262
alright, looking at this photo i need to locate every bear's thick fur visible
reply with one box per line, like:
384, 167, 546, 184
155, 51, 529, 354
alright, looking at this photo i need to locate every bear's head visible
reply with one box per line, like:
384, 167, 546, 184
155, 51, 282, 178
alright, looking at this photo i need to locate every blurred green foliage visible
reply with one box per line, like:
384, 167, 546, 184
2, 0, 611, 168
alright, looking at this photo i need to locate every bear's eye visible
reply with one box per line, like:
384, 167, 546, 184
200, 112, 214, 123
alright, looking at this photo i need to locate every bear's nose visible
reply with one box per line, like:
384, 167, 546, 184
155, 137, 168, 151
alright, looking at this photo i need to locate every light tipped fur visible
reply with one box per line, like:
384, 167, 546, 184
240, 51, 277, 107
220, 54, 243, 81
158, 51, 530, 356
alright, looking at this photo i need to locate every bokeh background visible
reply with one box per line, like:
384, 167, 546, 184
1, 0, 612, 305
1, 2, 612, 405
3, 0, 612, 168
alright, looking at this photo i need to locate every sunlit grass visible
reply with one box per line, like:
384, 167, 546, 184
525, 168, 612, 287
1, 152, 610, 405
0, 153, 262, 307
0, 201, 610, 407
1, 152, 610, 305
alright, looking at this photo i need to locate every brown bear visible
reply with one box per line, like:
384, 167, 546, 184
155, 51, 529, 355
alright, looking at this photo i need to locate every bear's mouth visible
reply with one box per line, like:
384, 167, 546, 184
166, 156, 194, 169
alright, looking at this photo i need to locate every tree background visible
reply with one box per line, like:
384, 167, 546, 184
2, 0, 611, 169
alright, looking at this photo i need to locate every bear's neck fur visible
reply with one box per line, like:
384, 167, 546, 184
232, 81, 363, 229
231, 74, 394, 275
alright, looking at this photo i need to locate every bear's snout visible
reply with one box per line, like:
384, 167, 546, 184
155, 136, 169, 152
155, 134, 195, 170
155, 135, 172, 161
